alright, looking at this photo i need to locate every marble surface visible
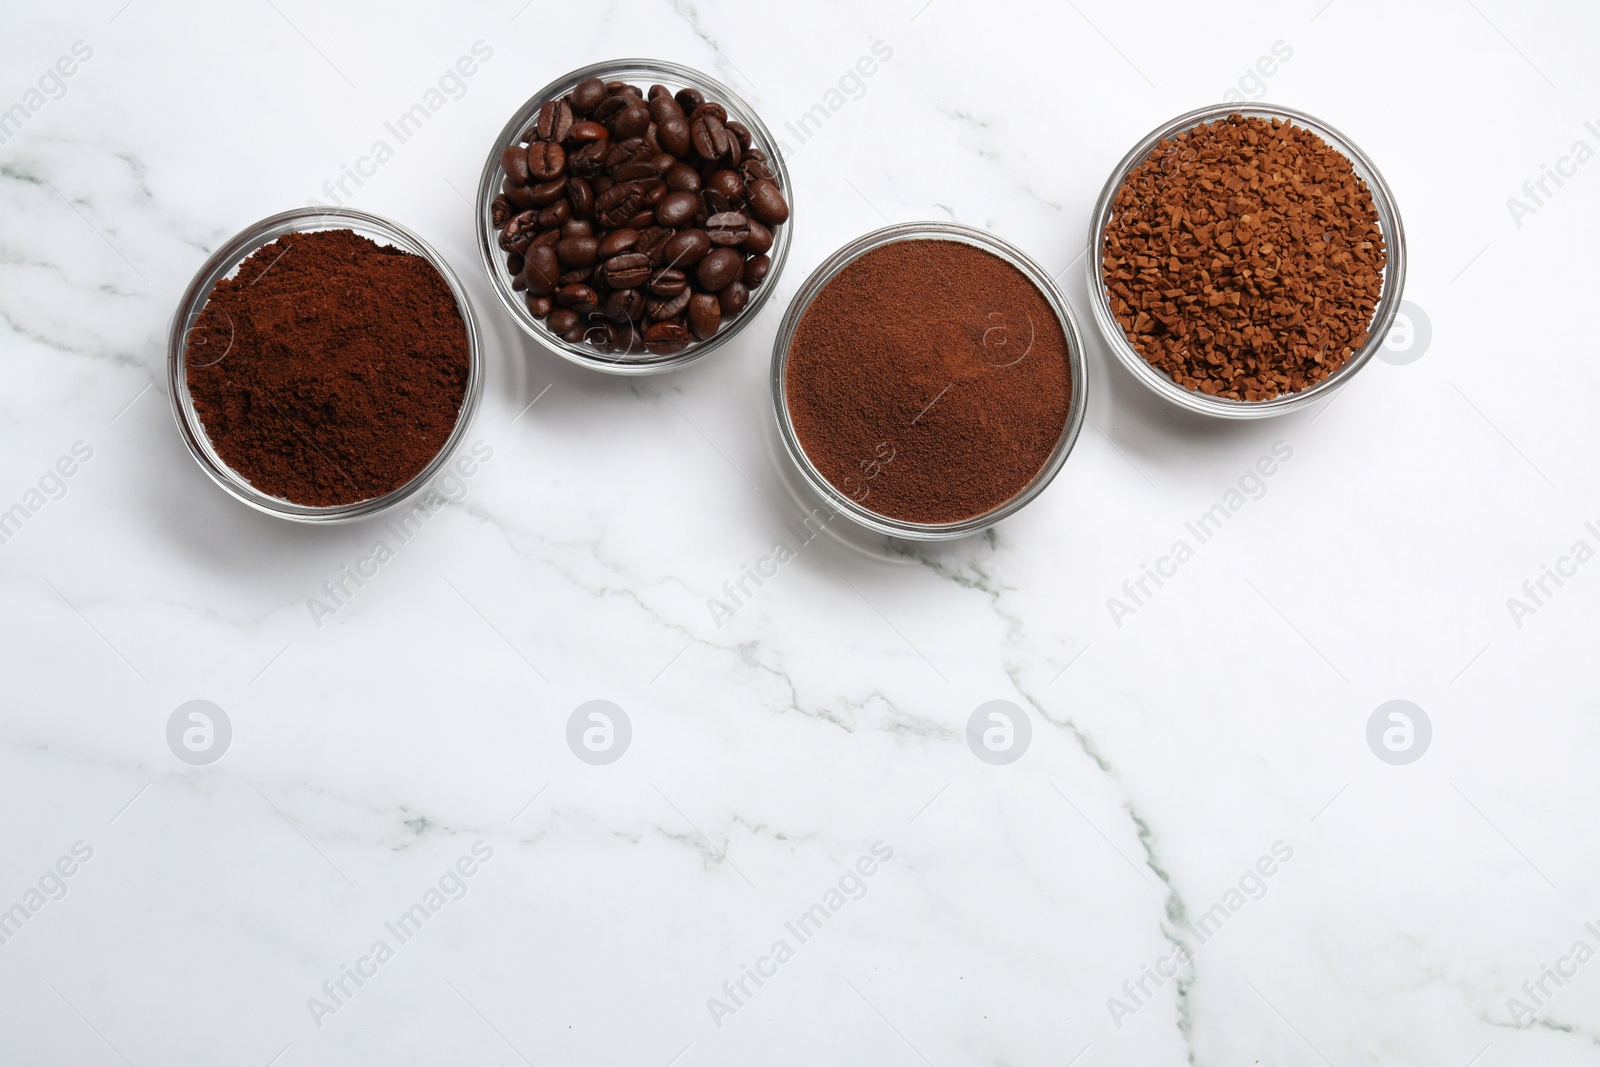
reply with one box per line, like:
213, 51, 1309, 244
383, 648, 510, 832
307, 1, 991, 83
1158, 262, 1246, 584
3, 1, 1599, 1064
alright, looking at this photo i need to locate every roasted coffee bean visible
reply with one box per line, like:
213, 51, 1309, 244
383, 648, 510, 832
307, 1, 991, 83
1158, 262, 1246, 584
707, 169, 746, 203
649, 94, 685, 124
593, 93, 635, 123
646, 288, 690, 321
719, 280, 750, 317
602, 252, 652, 288
597, 227, 639, 258
645, 321, 692, 355
614, 106, 651, 139
504, 180, 536, 210
624, 210, 656, 231
615, 320, 645, 354
657, 115, 691, 157
501, 144, 532, 185
490, 195, 514, 228
572, 77, 607, 115
688, 102, 729, 126
636, 226, 675, 266
562, 322, 590, 344
662, 228, 711, 267
742, 218, 773, 255
725, 120, 753, 152
746, 179, 788, 225
499, 210, 538, 253
558, 267, 593, 286
706, 211, 751, 246
548, 308, 580, 334
531, 229, 562, 249
664, 162, 701, 192
568, 120, 609, 145
525, 293, 553, 318
696, 247, 744, 291
702, 189, 733, 217
597, 182, 649, 228
690, 115, 730, 160
743, 253, 771, 289
568, 141, 609, 177
656, 190, 700, 228
528, 177, 567, 207
557, 234, 599, 267
563, 218, 593, 238
567, 177, 594, 217
523, 244, 561, 296
505, 251, 525, 276
603, 287, 646, 323
537, 98, 574, 143
613, 160, 658, 182
511, 272, 526, 292
641, 178, 668, 204
537, 200, 571, 229
674, 87, 705, 113
649, 268, 688, 297
604, 137, 649, 170
740, 154, 776, 184
688, 292, 722, 340
527, 141, 567, 181
556, 284, 599, 308
649, 152, 676, 174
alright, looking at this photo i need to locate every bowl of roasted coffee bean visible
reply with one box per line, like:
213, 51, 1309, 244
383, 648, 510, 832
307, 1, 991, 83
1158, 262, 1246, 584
1089, 103, 1405, 418
478, 60, 793, 374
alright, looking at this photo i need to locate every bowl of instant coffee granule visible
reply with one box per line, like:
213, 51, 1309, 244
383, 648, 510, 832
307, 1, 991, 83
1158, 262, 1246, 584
773, 223, 1087, 539
169, 207, 482, 522
1090, 104, 1405, 417
477, 59, 792, 374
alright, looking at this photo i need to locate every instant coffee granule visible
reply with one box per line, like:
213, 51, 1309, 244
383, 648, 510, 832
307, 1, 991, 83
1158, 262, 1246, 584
785, 239, 1072, 525
185, 229, 470, 506
1102, 115, 1386, 400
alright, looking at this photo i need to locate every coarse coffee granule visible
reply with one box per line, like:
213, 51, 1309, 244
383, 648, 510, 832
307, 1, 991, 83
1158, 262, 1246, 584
186, 229, 470, 506
784, 239, 1072, 525
1102, 115, 1386, 401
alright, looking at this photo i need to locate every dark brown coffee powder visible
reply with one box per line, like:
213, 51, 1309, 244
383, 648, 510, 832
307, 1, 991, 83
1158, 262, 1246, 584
186, 229, 470, 506
785, 239, 1072, 525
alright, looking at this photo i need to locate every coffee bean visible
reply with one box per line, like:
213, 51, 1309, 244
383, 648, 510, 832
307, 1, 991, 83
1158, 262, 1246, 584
531, 229, 562, 249
525, 293, 553, 317
505, 251, 525, 276
537, 200, 570, 229
568, 141, 609, 177
706, 212, 751, 246
537, 98, 574, 143
499, 210, 538, 253
604, 287, 646, 323
674, 87, 705, 113
572, 77, 607, 115
662, 228, 711, 267
602, 252, 652, 288
688, 102, 729, 126
563, 218, 593, 238
558, 267, 593, 287
664, 162, 701, 192
707, 169, 746, 203
490, 195, 514, 228
524, 177, 564, 208
655, 115, 691, 158
557, 234, 599, 268
746, 179, 789, 225
504, 180, 535, 210
614, 106, 651, 139
649, 94, 685, 124
548, 308, 580, 334
524, 244, 561, 296
743, 254, 771, 289
649, 268, 688, 297
568, 121, 609, 146
719, 280, 750, 317
645, 322, 692, 355
696, 247, 744, 291
615, 321, 645, 354
656, 190, 701, 228
741, 154, 776, 184
597, 182, 649, 229
501, 145, 531, 185
636, 226, 676, 266
646, 288, 690, 321
725, 120, 753, 152
689, 292, 722, 340
691, 115, 731, 161
556, 283, 599, 309
570, 320, 600, 345
527, 141, 567, 181
742, 218, 773, 255
598, 230, 638, 260
563, 178, 593, 218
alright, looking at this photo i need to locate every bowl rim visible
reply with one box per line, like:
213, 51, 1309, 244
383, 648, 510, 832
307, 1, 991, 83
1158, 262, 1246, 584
1086, 102, 1407, 419
475, 57, 794, 376
770, 221, 1089, 541
167, 205, 484, 524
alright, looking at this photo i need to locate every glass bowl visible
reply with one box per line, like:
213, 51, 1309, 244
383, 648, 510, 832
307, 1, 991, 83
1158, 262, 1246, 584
1087, 103, 1406, 419
167, 206, 484, 523
476, 58, 794, 375
771, 222, 1089, 541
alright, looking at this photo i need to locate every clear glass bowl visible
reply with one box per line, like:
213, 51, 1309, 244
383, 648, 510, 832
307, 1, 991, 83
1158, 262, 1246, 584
771, 222, 1089, 540
167, 206, 484, 523
477, 59, 794, 375
1087, 103, 1406, 419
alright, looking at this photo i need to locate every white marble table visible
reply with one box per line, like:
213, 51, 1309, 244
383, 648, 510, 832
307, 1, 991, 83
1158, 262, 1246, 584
3, 1, 1598, 1064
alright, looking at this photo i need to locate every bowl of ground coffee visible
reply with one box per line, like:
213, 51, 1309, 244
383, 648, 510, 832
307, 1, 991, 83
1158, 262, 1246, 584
1090, 104, 1405, 417
773, 223, 1087, 539
169, 207, 482, 522
477, 59, 792, 374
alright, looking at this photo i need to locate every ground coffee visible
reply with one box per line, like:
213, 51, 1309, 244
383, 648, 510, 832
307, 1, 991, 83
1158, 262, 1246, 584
1102, 114, 1386, 400
784, 239, 1072, 525
185, 228, 469, 506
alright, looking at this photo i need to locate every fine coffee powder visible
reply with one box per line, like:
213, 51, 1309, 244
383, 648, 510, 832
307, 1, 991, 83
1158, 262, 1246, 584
186, 229, 470, 506
1102, 115, 1386, 400
785, 239, 1072, 525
